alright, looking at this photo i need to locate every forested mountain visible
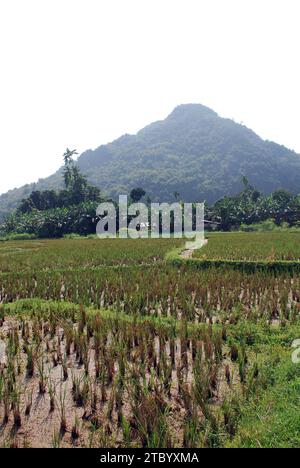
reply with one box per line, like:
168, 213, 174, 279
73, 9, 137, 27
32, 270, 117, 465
1, 103, 300, 220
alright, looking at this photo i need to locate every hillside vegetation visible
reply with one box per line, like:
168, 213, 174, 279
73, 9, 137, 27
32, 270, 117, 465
1, 104, 300, 220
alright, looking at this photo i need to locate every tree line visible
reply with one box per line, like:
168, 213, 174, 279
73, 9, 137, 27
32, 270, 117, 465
1, 151, 300, 238
208, 177, 300, 230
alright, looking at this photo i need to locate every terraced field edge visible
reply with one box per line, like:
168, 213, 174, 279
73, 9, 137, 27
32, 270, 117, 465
167, 249, 300, 273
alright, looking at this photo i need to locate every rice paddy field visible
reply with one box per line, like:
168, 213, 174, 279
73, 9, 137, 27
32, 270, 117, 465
1, 234, 300, 448
0, 238, 183, 273
193, 232, 300, 262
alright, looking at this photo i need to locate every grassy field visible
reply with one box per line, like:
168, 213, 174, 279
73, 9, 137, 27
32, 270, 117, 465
0, 235, 300, 448
193, 232, 300, 262
0, 238, 183, 273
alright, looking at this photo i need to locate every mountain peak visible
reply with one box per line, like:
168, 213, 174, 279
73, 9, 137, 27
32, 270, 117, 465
168, 103, 218, 120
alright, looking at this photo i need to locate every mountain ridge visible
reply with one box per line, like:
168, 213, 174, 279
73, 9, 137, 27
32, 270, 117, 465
1, 103, 300, 220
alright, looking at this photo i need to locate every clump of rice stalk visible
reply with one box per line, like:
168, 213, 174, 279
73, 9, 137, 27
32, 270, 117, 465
64, 323, 74, 356
121, 415, 131, 446
230, 344, 239, 362
25, 390, 33, 416
57, 384, 67, 433
25, 344, 35, 377
225, 364, 231, 385
37, 356, 47, 393
71, 373, 90, 408
0, 306, 4, 327
61, 353, 68, 381
130, 388, 171, 448
183, 414, 201, 448
12, 388, 22, 428
222, 396, 241, 438
3, 385, 10, 424
10, 436, 18, 449
52, 429, 61, 448
48, 376, 56, 412
71, 413, 80, 440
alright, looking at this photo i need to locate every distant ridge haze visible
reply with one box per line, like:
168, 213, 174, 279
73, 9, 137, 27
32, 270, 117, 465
1, 103, 300, 220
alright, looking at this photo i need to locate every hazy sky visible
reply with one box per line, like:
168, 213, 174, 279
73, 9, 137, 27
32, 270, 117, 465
1, 0, 300, 195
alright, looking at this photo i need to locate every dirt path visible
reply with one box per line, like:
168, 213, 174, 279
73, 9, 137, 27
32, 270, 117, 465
180, 239, 208, 259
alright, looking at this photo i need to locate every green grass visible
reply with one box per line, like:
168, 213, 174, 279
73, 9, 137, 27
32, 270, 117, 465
227, 352, 300, 448
0, 233, 36, 242
193, 232, 300, 262
223, 320, 300, 448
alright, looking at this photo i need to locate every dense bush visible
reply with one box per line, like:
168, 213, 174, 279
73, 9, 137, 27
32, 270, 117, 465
209, 183, 300, 231
0, 232, 37, 242
240, 220, 290, 232
2, 202, 100, 238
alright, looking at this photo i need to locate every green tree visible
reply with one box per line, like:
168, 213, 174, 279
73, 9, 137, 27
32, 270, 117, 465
130, 188, 146, 203
63, 148, 79, 189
